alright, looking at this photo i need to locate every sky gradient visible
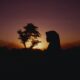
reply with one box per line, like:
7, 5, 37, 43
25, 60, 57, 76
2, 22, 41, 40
0, 0, 80, 49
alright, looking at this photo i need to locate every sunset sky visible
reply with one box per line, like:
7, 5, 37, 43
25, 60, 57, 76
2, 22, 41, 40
0, 0, 80, 49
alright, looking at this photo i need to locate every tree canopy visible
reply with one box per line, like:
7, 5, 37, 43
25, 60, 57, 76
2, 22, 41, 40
17, 23, 41, 48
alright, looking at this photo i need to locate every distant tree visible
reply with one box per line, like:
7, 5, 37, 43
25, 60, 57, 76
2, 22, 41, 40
17, 23, 40, 48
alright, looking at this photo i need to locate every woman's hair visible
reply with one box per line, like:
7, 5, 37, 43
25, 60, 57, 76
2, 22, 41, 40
46, 31, 61, 48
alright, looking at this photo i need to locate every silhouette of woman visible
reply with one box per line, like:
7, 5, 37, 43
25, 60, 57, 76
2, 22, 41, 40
46, 31, 61, 56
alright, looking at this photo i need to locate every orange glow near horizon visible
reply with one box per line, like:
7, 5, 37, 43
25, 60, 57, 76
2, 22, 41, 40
32, 42, 48, 50
0, 20, 80, 49
25, 37, 48, 50
17, 36, 80, 50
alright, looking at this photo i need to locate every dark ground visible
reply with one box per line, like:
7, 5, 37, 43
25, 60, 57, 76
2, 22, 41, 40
0, 46, 80, 72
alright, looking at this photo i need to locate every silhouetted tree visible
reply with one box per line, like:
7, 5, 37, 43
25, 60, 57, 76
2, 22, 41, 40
17, 23, 40, 48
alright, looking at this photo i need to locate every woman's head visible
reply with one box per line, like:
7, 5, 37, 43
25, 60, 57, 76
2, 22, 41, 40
46, 31, 61, 48
46, 31, 60, 43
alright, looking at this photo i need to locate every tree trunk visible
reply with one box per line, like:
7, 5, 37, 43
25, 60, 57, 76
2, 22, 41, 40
23, 43, 26, 48
30, 45, 34, 49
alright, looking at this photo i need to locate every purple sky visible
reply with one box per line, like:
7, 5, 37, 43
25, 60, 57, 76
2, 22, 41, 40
0, 0, 80, 48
